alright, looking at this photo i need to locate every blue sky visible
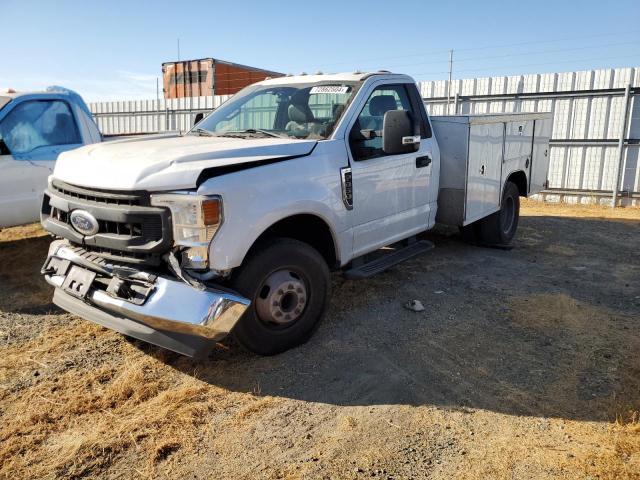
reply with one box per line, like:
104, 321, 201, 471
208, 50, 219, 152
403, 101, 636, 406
1, 0, 639, 101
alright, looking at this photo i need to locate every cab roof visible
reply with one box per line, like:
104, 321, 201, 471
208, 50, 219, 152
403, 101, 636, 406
1, 89, 55, 109
256, 71, 414, 86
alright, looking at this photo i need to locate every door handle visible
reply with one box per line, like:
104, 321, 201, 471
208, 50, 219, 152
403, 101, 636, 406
416, 155, 431, 168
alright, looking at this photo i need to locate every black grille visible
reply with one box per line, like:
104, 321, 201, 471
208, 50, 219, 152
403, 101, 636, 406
49, 207, 162, 241
51, 180, 149, 206
43, 182, 172, 266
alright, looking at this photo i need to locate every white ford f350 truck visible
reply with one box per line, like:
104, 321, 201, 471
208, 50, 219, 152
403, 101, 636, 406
41, 72, 551, 357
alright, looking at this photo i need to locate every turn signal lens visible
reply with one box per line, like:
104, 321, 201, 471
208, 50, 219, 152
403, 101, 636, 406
202, 199, 221, 226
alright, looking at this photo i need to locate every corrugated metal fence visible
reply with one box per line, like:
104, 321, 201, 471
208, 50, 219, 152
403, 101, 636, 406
90, 95, 232, 136
88, 67, 640, 205
420, 67, 640, 205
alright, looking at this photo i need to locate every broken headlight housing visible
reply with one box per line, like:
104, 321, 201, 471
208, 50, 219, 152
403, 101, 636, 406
150, 193, 222, 270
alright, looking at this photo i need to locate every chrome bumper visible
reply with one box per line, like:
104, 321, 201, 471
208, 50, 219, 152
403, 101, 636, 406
43, 241, 250, 357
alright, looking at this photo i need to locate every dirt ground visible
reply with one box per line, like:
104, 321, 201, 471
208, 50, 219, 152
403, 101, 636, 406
0, 200, 639, 480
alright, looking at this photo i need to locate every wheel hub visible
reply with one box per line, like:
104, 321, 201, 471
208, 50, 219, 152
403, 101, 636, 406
255, 270, 307, 325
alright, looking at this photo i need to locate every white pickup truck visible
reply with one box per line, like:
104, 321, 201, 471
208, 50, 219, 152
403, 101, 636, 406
0, 88, 101, 227
41, 72, 551, 357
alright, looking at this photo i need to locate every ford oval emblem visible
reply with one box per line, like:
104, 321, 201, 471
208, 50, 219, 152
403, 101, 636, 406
69, 210, 99, 236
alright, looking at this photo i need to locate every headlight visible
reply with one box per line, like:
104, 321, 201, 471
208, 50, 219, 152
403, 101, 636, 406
151, 193, 222, 270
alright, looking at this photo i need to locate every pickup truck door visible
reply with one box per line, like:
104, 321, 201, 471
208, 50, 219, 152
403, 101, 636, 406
0, 99, 83, 227
346, 82, 434, 257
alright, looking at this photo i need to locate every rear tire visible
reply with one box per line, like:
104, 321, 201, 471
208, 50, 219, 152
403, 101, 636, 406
229, 238, 331, 355
478, 181, 520, 245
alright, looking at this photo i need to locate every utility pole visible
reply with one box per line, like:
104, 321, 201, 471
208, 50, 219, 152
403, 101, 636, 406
447, 49, 453, 114
156, 77, 160, 133
611, 83, 632, 207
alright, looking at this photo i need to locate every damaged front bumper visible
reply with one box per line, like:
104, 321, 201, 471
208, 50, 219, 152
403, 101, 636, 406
42, 240, 250, 357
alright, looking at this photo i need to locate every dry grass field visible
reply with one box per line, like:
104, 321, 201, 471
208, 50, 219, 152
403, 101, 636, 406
0, 200, 638, 479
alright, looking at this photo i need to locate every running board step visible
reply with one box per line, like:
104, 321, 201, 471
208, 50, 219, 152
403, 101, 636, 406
344, 240, 434, 280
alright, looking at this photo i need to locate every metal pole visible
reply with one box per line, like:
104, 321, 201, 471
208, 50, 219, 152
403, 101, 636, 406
611, 83, 632, 207
156, 77, 160, 133
447, 50, 453, 114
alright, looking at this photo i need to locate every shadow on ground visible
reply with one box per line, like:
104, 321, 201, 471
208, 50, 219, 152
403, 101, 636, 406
153, 215, 640, 422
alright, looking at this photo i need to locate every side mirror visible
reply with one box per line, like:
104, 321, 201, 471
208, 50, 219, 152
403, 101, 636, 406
0, 138, 10, 156
193, 113, 204, 126
382, 110, 419, 155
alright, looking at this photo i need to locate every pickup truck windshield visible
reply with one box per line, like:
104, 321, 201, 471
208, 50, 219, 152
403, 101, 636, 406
192, 82, 359, 140
0, 100, 81, 155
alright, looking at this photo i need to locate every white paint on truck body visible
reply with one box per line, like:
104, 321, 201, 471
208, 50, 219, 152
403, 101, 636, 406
55, 134, 318, 191
45, 73, 551, 272
431, 113, 552, 227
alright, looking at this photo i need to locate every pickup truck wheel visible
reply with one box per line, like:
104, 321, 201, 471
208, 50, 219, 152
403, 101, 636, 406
229, 238, 330, 355
479, 181, 520, 245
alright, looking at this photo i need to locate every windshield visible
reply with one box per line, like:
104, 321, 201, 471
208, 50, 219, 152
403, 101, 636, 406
192, 81, 360, 140
0, 100, 81, 155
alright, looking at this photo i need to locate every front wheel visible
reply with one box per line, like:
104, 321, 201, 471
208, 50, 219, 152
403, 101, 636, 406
229, 238, 331, 355
478, 181, 521, 245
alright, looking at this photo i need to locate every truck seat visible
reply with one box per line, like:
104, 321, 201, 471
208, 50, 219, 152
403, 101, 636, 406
286, 103, 314, 129
358, 95, 398, 132
286, 103, 323, 137
368, 95, 398, 127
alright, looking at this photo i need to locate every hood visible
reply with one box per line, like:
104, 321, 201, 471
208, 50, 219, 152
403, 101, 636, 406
53, 134, 318, 191
53, 135, 317, 191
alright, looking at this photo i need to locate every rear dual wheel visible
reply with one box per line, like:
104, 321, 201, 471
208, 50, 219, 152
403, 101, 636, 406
460, 181, 520, 246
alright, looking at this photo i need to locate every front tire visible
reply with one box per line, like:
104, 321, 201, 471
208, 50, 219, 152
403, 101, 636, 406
229, 238, 331, 355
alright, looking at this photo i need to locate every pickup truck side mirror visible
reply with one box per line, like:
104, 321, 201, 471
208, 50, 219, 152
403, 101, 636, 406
193, 113, 204, 126
382, 110, 420, 155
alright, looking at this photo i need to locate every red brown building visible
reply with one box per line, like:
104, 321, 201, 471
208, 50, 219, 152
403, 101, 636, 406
162, 58, 283, 99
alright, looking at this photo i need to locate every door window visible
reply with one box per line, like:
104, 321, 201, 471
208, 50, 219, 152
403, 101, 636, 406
350, 84, 413, 161
0, 100, 81, 155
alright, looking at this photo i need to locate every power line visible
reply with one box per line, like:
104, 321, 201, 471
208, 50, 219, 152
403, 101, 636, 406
411, 53, 640, 79
281, 29, 640, 72
453, 29, 640, 53
163, 32, 640, 82
368, 40, 640, 71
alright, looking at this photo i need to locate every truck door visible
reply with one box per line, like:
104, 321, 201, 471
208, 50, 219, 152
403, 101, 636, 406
465, 122, 505, 224
530, 118, 552, 194
503, 120, 534, 190
0, 99, 83, 227
347, 82, 433, 257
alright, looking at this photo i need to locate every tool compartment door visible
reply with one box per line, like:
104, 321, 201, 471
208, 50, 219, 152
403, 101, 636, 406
530, 118, 552, 194
464, 122, 504, 224
504, 119, 534, 189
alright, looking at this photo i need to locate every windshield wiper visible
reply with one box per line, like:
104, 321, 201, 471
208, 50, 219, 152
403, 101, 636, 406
225, 129, 289, 139
192, 128, 289, 139
191, 127, 214, 137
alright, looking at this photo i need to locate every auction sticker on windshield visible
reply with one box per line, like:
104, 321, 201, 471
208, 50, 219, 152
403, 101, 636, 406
310, 86, 350, 94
